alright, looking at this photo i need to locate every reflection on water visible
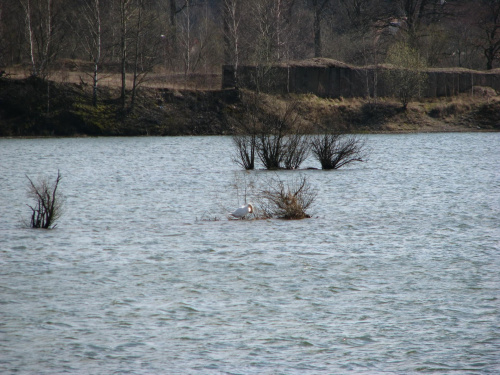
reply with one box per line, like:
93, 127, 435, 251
0, 134, 499, 374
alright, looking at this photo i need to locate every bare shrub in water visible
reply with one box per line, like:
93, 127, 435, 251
232, 94, 310, 170
26, 170, 64, 229
259, 175, 316, 220
255, 109, 288, 170
256, 100, 310, 170
231, 94, 260, 170
283, 132, 310, 170
233, 134, 257, 170
311, 133, 366, 170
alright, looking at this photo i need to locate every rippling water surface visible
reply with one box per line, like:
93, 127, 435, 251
1, 133, 499, 374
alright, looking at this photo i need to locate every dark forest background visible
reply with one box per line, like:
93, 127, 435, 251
1, 0, 499, 78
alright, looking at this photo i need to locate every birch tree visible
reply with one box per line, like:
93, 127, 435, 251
180, 0, 192, 77
129, 0, 162, 110
119, 0, 133, 109
80, 0, 102, 106
19, 0, 60, 77
130, 0, 143, 109
223, 0, 240, 85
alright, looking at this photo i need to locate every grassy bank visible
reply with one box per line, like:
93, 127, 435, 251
0, 76, 498, 137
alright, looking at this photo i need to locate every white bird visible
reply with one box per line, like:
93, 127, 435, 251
231, 203, 254, 219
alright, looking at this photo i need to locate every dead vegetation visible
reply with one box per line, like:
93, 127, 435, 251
258, 175, 317, 220
4, 64, 222, 91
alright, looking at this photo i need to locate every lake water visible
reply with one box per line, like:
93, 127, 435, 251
0, 133, 499, 374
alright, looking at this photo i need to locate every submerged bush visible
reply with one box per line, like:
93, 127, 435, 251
232, 134, 257, 170
283, 133, 310, 170
311, 133, 366, 170
257, 102, 310, 170
231, 94, 261, 170
25, 170, 64, 229
232, 94, 310, 170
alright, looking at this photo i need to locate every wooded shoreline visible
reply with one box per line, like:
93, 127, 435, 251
1, 75, 499, 137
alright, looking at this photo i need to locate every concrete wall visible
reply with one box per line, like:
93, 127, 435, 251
223, 63, 500, 98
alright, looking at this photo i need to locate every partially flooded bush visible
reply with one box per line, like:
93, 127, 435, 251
232, 94, 310, 170
257, 101, 310, 170
259, 175, 316, 220
25, 170, 64, 229
311, 133, 366, 170
283, 133, 310, 170
232, 134, 257, 170
231, 94, 260, 170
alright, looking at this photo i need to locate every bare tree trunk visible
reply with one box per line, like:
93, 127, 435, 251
170, 0, 179, 62
223, 0, 240, 86
313, 7, 321, 57
130, 0, 143, 111
46, 80, 50, 114
311, 0, 329, 58
203, 0, 209, 77
110, 0, 116, 61
119, 0, 131, 110
93, 0, 101, 107
223, 0, 231, 65
20, 0, 55, 110
40, 0, 52, 77
19, 0, 37, 76
85, 0, 101, 107
78, 0, 102, 106
186, 0, 190, 76
276, 0, 282, 61
20, 0, 56, 79
178, 0, 192, 86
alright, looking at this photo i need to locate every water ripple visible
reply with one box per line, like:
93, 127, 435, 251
0, 134, 499, 374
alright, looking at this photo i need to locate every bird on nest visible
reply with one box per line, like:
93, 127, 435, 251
230, 203, 254, 219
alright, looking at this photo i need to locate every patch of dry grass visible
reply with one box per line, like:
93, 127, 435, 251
275, 92, 500, 133
4, 65, 222, 91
